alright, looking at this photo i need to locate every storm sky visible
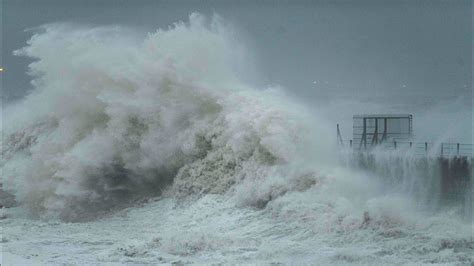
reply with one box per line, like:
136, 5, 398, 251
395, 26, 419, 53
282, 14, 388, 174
2, 0, 471, 100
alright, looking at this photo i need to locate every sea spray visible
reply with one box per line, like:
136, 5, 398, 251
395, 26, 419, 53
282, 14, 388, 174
1, 14, 334, 220
339, 146, 471, 219
0, 14, 472, 264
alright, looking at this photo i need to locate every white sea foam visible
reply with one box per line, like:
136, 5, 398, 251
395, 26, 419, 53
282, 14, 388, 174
0, 13, 471, 264
1, 13, 336, 220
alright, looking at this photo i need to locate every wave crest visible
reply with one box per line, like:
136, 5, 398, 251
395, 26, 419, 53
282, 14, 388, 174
1, 14, 334, 220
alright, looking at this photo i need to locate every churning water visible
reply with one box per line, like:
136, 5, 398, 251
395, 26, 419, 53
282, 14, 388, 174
0, 14, 472, 264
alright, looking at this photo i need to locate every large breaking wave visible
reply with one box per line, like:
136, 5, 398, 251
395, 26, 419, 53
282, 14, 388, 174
1, 14, 472, 264
1, 14, 336, 220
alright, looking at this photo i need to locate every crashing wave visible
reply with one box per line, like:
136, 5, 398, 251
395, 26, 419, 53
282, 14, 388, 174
1, 14, 334, 221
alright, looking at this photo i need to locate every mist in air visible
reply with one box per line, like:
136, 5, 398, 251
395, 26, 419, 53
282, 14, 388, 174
0, 1, 472, 264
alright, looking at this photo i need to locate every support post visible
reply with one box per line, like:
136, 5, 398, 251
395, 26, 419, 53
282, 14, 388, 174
441, 143, 444, 157
350, 140, 353, 148
337, 124, 343, 146
363, 118, 367, 149
394, 141, 397, 150
359, 118, 367, 150
380, 118, 387, 143
425, 142, 428, 154
371, 118, 378, 145
457, 143, 460, 155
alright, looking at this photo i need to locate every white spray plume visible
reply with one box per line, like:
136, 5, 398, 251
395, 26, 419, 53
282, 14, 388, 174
1, 13, 335, 220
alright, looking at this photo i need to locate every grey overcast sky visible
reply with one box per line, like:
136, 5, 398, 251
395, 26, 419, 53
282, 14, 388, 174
1, 0, 472, 104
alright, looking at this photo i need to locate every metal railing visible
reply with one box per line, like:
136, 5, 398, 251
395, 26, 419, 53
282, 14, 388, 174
338, 140, 473, 158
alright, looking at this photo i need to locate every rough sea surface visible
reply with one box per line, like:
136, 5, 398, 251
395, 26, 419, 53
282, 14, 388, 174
1, 14, 472, 264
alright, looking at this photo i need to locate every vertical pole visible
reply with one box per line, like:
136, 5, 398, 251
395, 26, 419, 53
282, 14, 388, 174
409, 115, 413, 138
394, 141, 397, 150
350, 140, 352, 148
409, 142, 412, 148
337, 124, 343, 146
425, 142, 428, 154
373, 118, 378, 145
441, 143, 443, 157
381, 118, 387, 143
363, 118, 367, 149
457, 143, 460, 156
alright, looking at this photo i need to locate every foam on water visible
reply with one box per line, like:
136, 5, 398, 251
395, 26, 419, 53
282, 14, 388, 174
0, 14, 472, 264
1, 13, 335, 220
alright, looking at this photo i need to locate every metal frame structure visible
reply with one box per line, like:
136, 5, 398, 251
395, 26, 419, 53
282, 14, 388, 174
352, 114, 412, 149
337, 114, 472, 158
